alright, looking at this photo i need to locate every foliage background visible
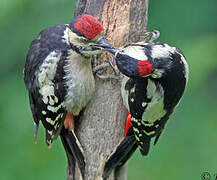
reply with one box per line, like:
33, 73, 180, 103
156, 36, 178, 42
0, 0, 216, 179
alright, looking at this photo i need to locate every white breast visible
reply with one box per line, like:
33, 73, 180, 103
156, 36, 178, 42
63, 50, 95, 115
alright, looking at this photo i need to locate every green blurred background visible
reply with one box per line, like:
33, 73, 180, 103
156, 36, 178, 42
0, 0, 217, 179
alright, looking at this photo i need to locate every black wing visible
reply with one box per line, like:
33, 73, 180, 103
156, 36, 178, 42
24, 24, 70, 146
127, 77, 170, 155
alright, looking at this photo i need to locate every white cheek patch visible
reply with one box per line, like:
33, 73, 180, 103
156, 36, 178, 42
151, 44, 176, 59
151, 45, 170, 59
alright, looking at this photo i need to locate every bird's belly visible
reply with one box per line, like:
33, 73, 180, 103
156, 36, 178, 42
64, 74, 95, 115
63, 53, 95, 115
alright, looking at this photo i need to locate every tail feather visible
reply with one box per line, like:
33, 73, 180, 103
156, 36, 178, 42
34, 123, 39, 144
60, 134, 76, 178
103, 135, 136, 180
61, 128, 85, 179
139, 138, 151, 156
114, 143, 138, 180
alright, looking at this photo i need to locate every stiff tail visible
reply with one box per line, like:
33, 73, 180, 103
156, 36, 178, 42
139, 138, 151, 156
60, 134, 76, 178
114, 143, 138, 180
60, 128, 85, 179
103, 134, 137, 180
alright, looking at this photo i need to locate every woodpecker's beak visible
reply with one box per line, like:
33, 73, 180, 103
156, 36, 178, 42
95, 37, 121, 56
103, 47, 121, 56
97, 37, 113, 48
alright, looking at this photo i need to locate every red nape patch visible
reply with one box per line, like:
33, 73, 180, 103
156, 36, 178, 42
124, 110, 132, 137
137, 60, 154, 77
74, 14, 104, 40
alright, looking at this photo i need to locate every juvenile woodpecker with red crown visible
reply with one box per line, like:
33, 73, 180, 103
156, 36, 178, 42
102, 30, 189, 179
24, 14, 111, 178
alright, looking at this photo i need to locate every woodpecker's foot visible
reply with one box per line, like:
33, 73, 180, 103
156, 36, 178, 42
93, 60, 119, 74
108, 57, 120, 75
94, 57, 121, 80
95, 74, 120, 80
64, 112, 74, 131
123, 30, 160, 48
93, 62, 120, 80
148, 30, 160, 43
93, 63, 111, 73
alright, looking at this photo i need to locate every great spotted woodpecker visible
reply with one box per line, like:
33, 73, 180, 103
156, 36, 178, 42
24, 14, 111, 178
102, 31, 189, 179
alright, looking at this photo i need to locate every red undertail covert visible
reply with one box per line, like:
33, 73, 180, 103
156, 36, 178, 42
124, 110, 132, 137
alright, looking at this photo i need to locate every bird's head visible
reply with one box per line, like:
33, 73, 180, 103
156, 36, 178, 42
103, 43, 188, 80
68, 14, 112, 57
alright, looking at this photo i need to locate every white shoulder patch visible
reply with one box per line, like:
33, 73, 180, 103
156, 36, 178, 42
38, 51, 61, 88
142, 79, 166, 123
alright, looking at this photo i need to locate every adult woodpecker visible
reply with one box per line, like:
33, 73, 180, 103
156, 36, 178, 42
24, 14, 111, 178
102, 31, 189, 179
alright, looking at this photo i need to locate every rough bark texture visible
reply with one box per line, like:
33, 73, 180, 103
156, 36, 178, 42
68, 1, 148, 180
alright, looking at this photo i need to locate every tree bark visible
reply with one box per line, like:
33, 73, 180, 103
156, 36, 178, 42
67, 1, 148, 180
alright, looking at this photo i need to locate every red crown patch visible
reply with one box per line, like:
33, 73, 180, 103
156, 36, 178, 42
74, 14, 104, 40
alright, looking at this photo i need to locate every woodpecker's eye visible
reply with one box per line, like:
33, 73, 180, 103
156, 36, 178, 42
80, 37, 90, 43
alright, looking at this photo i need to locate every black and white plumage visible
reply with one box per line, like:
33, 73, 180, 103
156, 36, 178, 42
102, 32, 189, 179
24, 14, 111, 178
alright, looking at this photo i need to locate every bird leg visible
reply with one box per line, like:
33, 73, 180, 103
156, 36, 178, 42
93, 57, 121, 80
92, 63, 111, 73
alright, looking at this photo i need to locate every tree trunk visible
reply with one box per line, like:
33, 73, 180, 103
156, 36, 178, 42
67, 1, 148, 180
